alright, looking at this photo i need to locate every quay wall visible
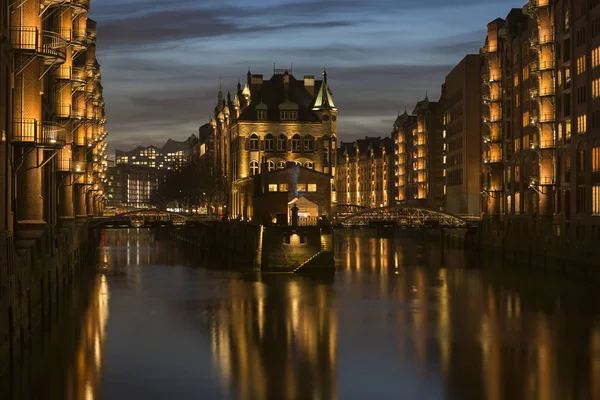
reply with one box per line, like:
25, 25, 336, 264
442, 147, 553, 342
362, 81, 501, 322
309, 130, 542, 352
0, 222, 96, 378
171, 222, 334, 272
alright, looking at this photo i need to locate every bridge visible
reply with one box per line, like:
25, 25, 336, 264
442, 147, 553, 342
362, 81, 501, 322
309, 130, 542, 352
92, 208, 194, 229
335, 204, 472, 229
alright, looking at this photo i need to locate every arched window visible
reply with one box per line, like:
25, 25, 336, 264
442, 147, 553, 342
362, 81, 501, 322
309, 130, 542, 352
265, 134, 274, 151
276, 161, 286, 169
267, 160, 275, 171
292, 134, 302, 152
304, 135, 314, 152
303, 161, 314, 169
249, 160, 259, 176
249, 134, 259, 151
277, 134, 287, 152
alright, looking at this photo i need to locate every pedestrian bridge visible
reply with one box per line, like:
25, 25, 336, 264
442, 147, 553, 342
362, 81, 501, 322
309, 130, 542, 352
92, 209, 192, 229
335, 204, 471, 229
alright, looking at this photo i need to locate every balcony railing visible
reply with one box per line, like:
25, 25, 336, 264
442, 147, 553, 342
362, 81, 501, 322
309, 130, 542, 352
530, 31, 555, 47
56, 65, 71, 80
12, 119, 66, 147
41, 0, 64, 8
71, 66, 86, 88
483, 154, 503, 164
530, 176, 554, 185
57, 159, 87, 173
71, 30, 88, 50
57, 104, 71, 118
70, 0, 91, 13
529, 86, 555, 98
10, 27, 67, 64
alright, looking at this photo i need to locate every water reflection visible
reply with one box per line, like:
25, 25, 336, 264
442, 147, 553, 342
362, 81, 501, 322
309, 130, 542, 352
4, 229, 600, 399
209, 276, 337, 400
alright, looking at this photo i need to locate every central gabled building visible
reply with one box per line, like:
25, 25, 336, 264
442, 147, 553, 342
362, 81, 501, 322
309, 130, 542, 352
228, 69, 338, 220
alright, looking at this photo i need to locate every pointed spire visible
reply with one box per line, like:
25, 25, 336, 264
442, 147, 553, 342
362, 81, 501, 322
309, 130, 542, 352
312, 68, 336, 110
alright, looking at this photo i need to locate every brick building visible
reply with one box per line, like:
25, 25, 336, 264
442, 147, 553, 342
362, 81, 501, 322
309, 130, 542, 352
443, 54, 482, 216
394, 96, 446, 210
226, 68, 338, 220
336, 136, 394, 208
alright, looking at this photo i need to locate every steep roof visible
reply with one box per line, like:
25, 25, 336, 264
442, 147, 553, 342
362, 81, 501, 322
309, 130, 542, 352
237, 72, 327, 123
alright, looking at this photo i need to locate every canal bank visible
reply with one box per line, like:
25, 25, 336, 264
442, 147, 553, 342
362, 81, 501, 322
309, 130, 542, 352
0, 221, 97, 378
169, 221, 334, 273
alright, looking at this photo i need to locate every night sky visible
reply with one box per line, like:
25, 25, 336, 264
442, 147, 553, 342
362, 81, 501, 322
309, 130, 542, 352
90, 0, 524, 153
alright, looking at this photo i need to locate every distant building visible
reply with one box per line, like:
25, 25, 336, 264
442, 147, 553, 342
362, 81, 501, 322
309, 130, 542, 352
336, 136, 394, 208
394, 96, 445, 210
115, 137, 195, 170
106, 164, 162, 208
221, 68, 338, 220
443, 54, 482, 216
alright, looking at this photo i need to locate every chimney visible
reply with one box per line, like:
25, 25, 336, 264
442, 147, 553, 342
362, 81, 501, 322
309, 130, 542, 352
283, 72, 290, 99
251, 74, 263, 92
304, 75, 315, 96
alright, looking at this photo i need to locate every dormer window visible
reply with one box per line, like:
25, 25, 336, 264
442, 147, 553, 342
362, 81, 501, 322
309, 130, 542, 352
279, 100, 299, 121
280, 111, 298, 121
256, 101, 268, 121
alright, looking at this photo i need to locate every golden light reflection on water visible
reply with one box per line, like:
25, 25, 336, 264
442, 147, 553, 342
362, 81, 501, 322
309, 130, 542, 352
209, 277, 337, 400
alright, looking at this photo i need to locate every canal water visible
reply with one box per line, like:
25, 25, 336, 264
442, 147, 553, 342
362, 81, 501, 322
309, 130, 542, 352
3, 228, 600, 400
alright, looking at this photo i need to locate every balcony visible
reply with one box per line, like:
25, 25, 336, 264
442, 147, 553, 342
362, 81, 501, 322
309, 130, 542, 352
530, 139, 555, 149
530, 176, 554, 186
483, 133, 502, 144
531, 113, 555, 124
530, 31, 555, 47
481, 44, 490, 55
529, 86, 555, 98
71, 30, 88, 51
56, 65, 71, 80
10, 27, 67, 65
56, 104, 71, 119
12, 119, 66, 148
483, 154, 503, 164
483, 116, 502, 125
71, 66, 87, 89
41, 0, 64, 8
69, 0, 91, 14
57, 160, 87, 174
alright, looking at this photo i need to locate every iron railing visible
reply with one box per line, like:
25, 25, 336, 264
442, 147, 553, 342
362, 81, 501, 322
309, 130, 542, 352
57, 159, 87, 173
72, 66, 86, 87
12, 119, 66, 147
10, 27, 66, 62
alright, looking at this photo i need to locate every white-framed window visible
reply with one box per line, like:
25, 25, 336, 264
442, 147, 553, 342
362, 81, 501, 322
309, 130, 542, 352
276, 161, 286, 169
265, 134, 274, 151
304, 135, 314, 152
250, 160, 259, 176
303, 161, 314, 169
249, 134, 259, 151
267, 160, 275, 172
277, 135, 287, 152
257, 109, 267, 120
292, 134, 302, 152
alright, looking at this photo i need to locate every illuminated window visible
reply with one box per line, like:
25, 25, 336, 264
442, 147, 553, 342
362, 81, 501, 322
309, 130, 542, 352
577, 55, 587, 74
279, 183, 288, 192
594, 47, 600, 68
265, 134, 274, 151
566, 120, 572, 139
515, 93, 520, 108
307, 184, 317, 192
250, 160, 259, 176
515, 192, 521, 214
277, 135, 287, 152
593, 147, 600, 172
593, 78, 600, 99
292, 134, 302, 152
577, 114, 587, 134
565, 67, 571, 83
268, 184, 277, 192
522, 65, 529, 80
523, 111, 530, 127
297, 183, 307, 192
514, 72, 519, 87
594, 186, 600, 214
